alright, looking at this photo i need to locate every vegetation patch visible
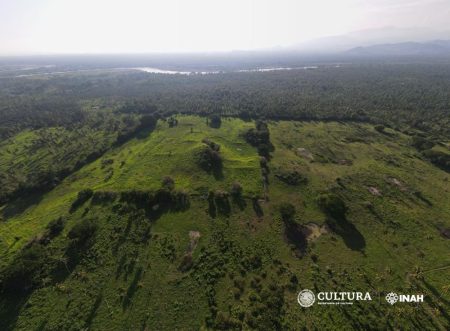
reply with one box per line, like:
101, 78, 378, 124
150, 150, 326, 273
274, 168, 307, 186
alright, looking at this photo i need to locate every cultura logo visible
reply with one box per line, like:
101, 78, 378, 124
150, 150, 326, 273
385, 292, 424, 305
297, 289, 316, 307
297, 289, 372, 307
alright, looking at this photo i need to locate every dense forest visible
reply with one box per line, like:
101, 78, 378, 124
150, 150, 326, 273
1, 63, 450, 138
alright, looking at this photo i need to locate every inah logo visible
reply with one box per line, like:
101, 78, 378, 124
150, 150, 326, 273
385, 292, 398, 305
297, 289, 316, 307
385, 292, 424, 305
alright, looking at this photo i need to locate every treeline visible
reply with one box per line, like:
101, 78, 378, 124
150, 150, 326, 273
0, 97, 85, 139
1, 63, 450, 137
0, 110, 157, 205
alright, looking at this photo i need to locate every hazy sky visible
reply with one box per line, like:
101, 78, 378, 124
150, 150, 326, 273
0, 0, 449, 54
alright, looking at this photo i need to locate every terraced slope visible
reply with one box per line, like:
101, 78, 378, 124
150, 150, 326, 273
0, 116, 449, 330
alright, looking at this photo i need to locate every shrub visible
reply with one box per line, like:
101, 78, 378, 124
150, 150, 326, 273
279, 203, 296, 223
202, 138, 220, 151
68, 219, 98, 246
317, 193, 347, 219
91, 191, 117, 204
172, 189, 190, 210
214, 190, 231, 215
154, 188, 173, 206
161, 176, 175, 190
421, 149, 450, 172
70, 188, 93, 212
244, 121, 273, 158
167, 117, 178, 127
101, 158, 114, 168
374, 125, 385, 133
275, 169, 307, 186
120, 190, 153, 207
178, 253, 193, 272
195, 146, 222, 172
46, 217, 65, 238
215, 311, 241, 330
411, 136, 435, 151
138, 114, 157, 130
230, 181, 243, 197
209, 115, 222, 128
259, 156, 268, 168
241, 254, 262, 271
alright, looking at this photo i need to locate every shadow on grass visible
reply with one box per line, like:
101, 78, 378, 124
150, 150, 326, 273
114, 122, 157, 147
215, 196, 231, 217
207, 194, 231, 217
252, 198, 264, 217
1, 192, 43, 219
422, 279, 450, 307
211, 163, 224, 181
208, 198, 217, 218
84, 293, 103, 329
0, 293, 30, 331
232, 196, 247, 211
122, 266, 143, 309
326, 216, 366, 251
284, 222, 307, 256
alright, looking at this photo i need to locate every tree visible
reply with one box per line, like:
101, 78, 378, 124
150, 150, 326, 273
1, 243, 46, 293
209, 115, 222, 128
279, 202, 296, 223
70, 189, 93, 212
68, 219, 98, 247
317, 193, 347, 219
161, 176, 175, 190
230, 181, 243, 197
46, 217, 65, 238
374, 125, 385, 133
411, 136, 435, 151
196, 146, 222, 172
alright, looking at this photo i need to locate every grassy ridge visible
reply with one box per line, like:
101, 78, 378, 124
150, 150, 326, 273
0, 116, 449, 330
0, 116, 261, 264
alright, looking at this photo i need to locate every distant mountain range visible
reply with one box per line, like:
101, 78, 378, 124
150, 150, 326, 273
290, 27, 450, 55
346, 40, 450, 56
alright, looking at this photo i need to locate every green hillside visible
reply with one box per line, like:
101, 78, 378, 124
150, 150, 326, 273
1, 116, 449, 330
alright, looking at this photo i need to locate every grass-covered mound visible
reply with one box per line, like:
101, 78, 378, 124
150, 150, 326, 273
0, 117, 449, 330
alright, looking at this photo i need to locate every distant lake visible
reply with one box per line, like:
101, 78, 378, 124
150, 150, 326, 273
10, 65, 321, 78
133, 66, 319, 75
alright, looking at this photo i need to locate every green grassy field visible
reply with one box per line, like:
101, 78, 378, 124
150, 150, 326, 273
0, 116, 449, 330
